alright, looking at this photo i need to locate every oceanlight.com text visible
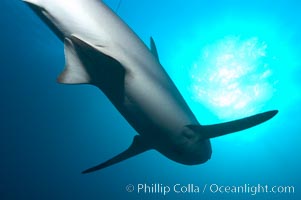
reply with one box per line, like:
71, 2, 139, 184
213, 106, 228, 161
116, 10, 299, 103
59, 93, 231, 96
125, 183, 295, 196
208, 183, 295, 195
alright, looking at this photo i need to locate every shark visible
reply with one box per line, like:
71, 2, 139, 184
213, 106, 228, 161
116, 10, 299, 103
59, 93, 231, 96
22, 0, 278, 174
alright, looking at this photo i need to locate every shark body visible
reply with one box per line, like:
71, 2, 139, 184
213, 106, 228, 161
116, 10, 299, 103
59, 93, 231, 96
23, 0, 278, 173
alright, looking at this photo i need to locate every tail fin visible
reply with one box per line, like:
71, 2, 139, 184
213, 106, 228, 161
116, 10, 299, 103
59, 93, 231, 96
187, 110, 278, 140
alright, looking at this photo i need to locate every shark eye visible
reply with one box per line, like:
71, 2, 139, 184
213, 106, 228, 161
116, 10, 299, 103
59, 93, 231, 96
182, 126, 195, 139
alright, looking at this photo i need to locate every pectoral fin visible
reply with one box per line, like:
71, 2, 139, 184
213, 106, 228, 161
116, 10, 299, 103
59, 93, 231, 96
82, 135, 152, 174
187, 110, 278, 140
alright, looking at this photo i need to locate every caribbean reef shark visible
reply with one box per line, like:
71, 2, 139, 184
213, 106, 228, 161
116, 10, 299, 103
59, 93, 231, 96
22, 0, 278, 173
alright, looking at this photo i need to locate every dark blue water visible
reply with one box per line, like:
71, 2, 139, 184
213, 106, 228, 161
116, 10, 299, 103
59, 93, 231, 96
1, 0, 300, 199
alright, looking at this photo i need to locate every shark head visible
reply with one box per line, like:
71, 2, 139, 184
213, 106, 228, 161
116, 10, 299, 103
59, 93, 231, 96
182, 127, 213, 164
158, 126, 212, 166
162, 110, 278, 166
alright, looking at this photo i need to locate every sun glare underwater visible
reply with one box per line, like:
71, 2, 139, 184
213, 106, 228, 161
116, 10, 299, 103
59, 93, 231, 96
1, 0, 301, 200
173, 17, 298, 121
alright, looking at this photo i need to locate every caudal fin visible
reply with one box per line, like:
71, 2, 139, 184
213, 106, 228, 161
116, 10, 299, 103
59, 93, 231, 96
187, 110, 278, 140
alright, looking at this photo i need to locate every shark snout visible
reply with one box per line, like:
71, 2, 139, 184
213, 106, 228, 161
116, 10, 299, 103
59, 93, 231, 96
169, 139, 212, 166
183, 139, 212, 165
159, 127, 212, 166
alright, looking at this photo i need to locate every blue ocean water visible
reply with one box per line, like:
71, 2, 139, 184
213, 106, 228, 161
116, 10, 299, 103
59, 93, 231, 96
0, 0, 300, 199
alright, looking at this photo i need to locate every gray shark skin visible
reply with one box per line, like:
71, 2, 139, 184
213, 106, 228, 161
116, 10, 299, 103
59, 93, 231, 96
22, 0, 278, 174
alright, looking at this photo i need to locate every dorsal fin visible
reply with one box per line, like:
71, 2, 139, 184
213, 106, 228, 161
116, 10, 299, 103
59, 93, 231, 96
82, 135, 152, 173
150, 37, 160, 61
